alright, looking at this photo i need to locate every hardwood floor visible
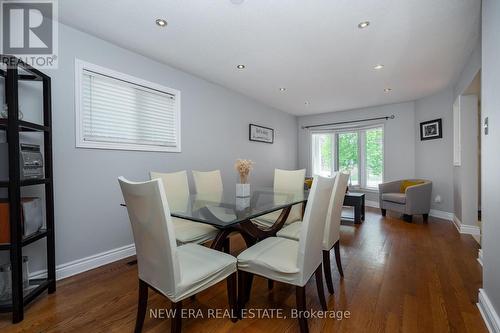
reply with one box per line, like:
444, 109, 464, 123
0, 208, 487, 332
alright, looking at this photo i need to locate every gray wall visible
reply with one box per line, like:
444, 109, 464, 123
1, 23, 299, 273
456, 96, 479, 227
481, 0, 500, 320
297, 102, 416, 203
414, 88, 455, 213
452, 40, 482, 225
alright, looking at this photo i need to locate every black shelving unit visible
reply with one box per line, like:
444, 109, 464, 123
0, 55, 55, 323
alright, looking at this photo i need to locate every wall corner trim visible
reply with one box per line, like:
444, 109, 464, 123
30, 243, 136, 281
478, 289, 500, 333
453, 215, 481, 236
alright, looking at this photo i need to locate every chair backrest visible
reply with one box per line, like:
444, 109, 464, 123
118, 177, 180, 299
150, 171, 190, 212
296, 176, 334, 285
323, 172, 349, 250
192, 170, 223, 194
274, 169, 306, 222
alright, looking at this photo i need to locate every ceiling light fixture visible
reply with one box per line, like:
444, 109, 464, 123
358, 21, 370, 29
304, 101, 310, 105
373, 64, 384, 70
279, 87, 286, 92
236, 64, 246, 69
384, 88, 392, 93
156, 19, 167, 27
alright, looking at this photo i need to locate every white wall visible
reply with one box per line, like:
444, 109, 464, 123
414, 88, 455, 214
479, 0, 500, 325
1, 23, 299, 273
297, 102, 416, 203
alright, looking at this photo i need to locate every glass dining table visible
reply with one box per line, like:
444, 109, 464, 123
157, 187, 307, 250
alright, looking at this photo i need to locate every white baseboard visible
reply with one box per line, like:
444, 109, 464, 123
30, 243, 136, 281
453, 215, 481, 236
478, 289, 500, 333
429, 209, 454, 221
478, 249, 483, 266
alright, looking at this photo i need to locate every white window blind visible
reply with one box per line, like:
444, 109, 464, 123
75, 60, 181, 152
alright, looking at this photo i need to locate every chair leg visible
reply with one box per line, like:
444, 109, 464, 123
171, 300, 182, 333
403, 214, 413, 223
322, 250, 334, 294
381, 208, 386, 216
423, 213, 429, 223
295, 286, 309, 333
268, 279, 274, 290
223, 237, 231, 254
314, 265, 327, 311
244, 273, 254, 303
333, 240, 344, 277
237, 271, 246, 318
227, 272, 237, 322
134, 279, 148, 333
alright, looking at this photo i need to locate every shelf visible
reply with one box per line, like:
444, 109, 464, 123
0, 178, 50, 188
0, 278, 53, 313
0, 119, 50, 132
0, 229, 48, 250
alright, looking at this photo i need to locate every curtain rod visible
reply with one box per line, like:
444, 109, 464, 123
301, 114, 395, 129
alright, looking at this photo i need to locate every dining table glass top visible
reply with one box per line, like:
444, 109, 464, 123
168, 187, 308, 228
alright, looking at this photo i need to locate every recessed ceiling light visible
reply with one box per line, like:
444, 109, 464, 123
156, 19, 167, 27
279, 87, 286, 92
384, 88, 392, 93
236, 64, 246, 69
358, 21, 370, 29
373, 64, 384, 70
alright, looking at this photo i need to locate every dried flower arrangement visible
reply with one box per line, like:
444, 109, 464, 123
234, 159, 254, 184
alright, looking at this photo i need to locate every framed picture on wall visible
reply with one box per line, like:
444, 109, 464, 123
249, 124, 274, 144
420, 118, 443, 141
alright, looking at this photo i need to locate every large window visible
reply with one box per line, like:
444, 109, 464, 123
75, 60, 181, 152
311, 126, 384, 189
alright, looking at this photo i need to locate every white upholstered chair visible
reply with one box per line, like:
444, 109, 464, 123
237, 176, 334, 333
192, 169, 223, 194
277, 172, 349, 294
118, 177, 237, 333
150, 171, 218, 245
251, 169, 306, 228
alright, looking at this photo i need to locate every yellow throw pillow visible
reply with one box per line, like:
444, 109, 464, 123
304, 178, 313, 189
400, 180, 424, 193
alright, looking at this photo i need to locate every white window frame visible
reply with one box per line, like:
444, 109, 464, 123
310, 124, 385, 190
74, 59, 181, 152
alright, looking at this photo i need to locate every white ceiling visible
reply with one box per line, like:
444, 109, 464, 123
58, 0, 481, 116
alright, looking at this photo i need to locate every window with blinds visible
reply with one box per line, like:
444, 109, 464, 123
75, 60, 181, 152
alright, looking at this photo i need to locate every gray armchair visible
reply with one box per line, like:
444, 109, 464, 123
378, 179, 432, 222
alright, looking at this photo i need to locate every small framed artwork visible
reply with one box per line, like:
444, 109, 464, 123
420, 118, 443, 141
249, 124, 274, 144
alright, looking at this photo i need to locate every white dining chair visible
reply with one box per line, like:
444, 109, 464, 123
150, 171, 218, 245
251, 169, 306, 228
192, 170, 223, 194
277, 172, 349, 294
118, 177, 237, 333
237, 176, 334, 333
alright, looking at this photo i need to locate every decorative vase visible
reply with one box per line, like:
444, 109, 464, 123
236, 197, 251, 211
236, 183, 250, 198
